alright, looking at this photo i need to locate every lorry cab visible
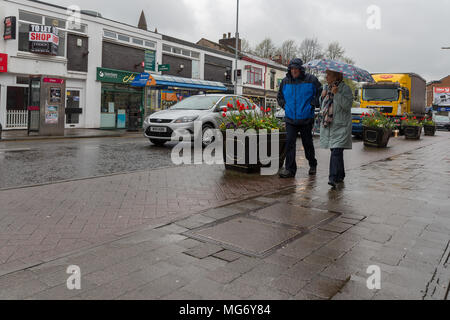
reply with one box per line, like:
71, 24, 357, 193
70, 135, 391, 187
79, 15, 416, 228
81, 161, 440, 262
360, 73, 426, 120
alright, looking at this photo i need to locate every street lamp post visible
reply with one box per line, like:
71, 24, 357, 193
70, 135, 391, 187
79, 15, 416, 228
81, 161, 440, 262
234, 0, 239, 95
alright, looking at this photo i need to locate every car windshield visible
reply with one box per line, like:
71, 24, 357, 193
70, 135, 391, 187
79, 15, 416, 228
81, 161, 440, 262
170, 96, 221, 110
362, 88, 399, 101
435, 115, 450, 122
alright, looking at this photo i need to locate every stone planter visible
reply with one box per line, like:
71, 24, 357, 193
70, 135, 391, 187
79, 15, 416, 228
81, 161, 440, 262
404, 125, 422, 140
222, 130, 287, 174
363, 126, 392, 148
424, 125, 436, 136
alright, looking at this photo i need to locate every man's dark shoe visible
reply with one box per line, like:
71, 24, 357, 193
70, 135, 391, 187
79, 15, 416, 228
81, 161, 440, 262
309, 166, 317, 176
328, 180, 337, 188
279, 169, 296, 179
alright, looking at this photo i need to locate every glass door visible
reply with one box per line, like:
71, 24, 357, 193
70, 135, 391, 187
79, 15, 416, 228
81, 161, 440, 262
65, 89, 84, 128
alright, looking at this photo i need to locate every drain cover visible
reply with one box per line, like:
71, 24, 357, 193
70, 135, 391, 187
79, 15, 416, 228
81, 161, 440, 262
250, 203, 338, 229
186, 217, 302, 258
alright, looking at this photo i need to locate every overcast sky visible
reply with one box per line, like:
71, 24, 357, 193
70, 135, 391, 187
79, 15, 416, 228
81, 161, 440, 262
46, 0, 450, 81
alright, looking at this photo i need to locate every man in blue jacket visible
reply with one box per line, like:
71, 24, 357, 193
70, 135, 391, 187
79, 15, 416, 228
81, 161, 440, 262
278, 58, 322, 178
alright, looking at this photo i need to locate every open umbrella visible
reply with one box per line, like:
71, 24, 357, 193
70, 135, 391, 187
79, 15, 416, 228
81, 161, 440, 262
303, 59, 375, 83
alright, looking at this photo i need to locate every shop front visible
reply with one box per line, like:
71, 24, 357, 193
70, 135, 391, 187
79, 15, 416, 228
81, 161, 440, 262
97, 68, 228, 129
97, 67, 144, 129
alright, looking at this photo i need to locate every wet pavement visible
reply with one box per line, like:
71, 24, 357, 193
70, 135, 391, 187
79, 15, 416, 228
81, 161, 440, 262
0, 132, 449, 299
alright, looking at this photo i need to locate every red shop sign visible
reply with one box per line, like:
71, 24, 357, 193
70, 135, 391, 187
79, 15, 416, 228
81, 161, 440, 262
0, 53, 7, 73
43, 77, 64, 84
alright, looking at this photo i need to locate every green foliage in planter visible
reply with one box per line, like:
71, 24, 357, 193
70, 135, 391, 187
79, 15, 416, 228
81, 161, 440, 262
361, 110, 396, 130
422, 116, 435, 127
401, 114, 422, 127
219, 99, 285, 132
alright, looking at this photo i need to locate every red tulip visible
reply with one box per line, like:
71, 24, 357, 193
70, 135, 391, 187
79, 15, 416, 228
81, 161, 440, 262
222, 113, 226, 117
223, 107, 228, 113
267, 108, 271, 112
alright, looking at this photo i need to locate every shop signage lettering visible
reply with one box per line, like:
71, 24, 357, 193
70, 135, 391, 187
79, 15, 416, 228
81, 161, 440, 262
97, 67, 140, 84
29, 24, 59, 55
3, 16, 16, 40
144, 50, 156, 72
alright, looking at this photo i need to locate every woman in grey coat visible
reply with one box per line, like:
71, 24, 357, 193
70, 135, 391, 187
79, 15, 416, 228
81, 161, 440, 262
319, 70, 354, 188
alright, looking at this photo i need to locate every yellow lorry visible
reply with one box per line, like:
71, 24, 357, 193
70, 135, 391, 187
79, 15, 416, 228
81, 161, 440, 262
360, 73, 427, 120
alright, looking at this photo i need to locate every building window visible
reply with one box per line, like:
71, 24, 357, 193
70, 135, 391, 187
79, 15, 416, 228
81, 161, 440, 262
117, 34, 130, 42
104, 30, 117, 39
172, 47, 182, 55
44, 17, 66, 28
7, 87, 29, 111
18, 11, 42, 24
163, 44, 171, 52
270, 71, 275, 90
132, 38, 144, 45
18, 10, 75, 58
191, 52, 200, 59
246, 66, 263, 86
145, 41, 156, 48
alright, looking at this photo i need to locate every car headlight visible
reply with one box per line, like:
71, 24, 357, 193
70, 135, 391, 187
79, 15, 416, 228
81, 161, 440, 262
174, 116, 199, 123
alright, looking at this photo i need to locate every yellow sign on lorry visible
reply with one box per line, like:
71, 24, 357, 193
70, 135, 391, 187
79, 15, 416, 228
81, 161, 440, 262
360, 73, 427, 119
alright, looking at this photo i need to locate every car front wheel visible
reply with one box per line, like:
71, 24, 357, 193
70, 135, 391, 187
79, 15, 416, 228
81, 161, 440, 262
202, 124, 216, 148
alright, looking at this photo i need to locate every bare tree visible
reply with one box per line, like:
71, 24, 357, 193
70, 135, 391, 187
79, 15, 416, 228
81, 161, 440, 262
240, 38, 252, 53
325, 41, 345, 61
254, 38, 276, 58
297, 38, 323, 64
279, 39, 297, 65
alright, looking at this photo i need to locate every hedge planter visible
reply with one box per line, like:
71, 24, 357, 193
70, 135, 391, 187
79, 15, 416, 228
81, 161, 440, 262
363, 126, 392, 148
424, 125, 436, 136
404, 126, 422, 140
222, 130, 287, 174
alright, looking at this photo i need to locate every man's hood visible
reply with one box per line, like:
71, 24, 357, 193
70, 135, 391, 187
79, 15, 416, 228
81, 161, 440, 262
287, 58, 306, 79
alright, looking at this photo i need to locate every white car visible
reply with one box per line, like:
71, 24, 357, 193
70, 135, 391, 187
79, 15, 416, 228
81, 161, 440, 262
143, 94, 256, 147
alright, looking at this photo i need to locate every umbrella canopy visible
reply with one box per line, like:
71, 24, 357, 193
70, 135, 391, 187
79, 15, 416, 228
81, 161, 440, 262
303, 59, 375, 83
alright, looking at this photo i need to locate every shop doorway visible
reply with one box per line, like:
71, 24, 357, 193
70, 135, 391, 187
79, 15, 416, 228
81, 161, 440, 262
65, 89, 84, 128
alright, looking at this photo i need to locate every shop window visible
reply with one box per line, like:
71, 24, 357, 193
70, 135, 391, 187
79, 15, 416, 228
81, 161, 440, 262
163, 44, 171, 52
7, 87, 29, 111
182, 49, 190, 57
172, 47, 182, 55
191, 52, 200, 59
18, 21, 66, 57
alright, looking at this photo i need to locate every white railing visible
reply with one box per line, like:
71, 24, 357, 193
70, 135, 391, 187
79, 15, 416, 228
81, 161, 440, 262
6, 110, 28, 129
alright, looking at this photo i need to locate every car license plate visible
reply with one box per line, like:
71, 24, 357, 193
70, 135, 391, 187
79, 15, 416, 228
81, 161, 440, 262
352, 120, 360, 123
150, 127, 167, 133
